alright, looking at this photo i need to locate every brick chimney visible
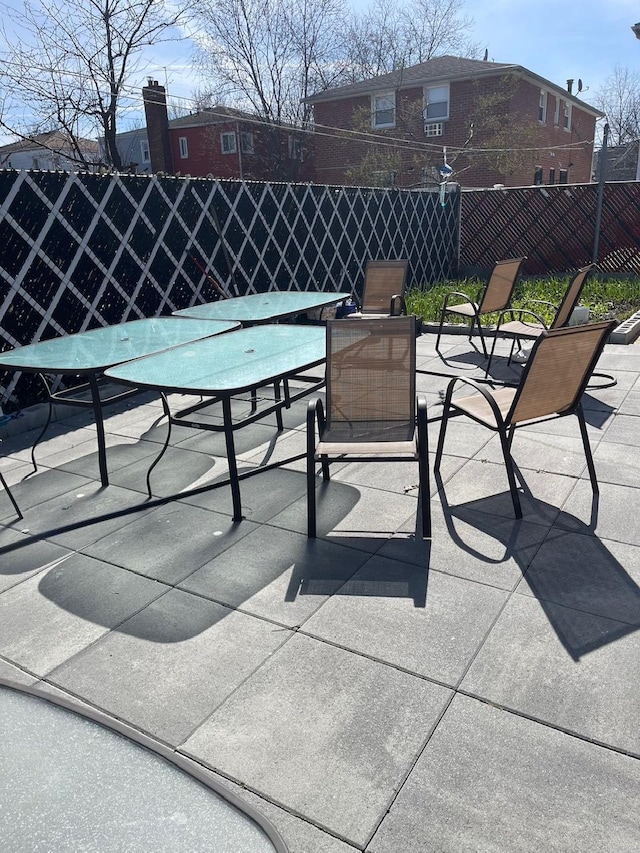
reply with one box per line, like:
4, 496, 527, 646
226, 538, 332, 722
143, 79, 174, 174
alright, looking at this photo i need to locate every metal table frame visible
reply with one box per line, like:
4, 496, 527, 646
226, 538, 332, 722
0, 318, 238, 487
106, 325, 326, 521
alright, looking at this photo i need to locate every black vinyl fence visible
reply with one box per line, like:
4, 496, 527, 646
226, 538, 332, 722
0, 170, 460, 413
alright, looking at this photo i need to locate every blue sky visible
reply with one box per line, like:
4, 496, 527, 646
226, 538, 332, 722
1, 0, 639, 141
143, 0, 639, 124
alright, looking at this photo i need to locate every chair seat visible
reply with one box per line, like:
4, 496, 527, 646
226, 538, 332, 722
496, 319, 545, 337
446, 302, 477, 318
318, 420, 416, 455
451, 387, 517, 428
317, 437, 417, 456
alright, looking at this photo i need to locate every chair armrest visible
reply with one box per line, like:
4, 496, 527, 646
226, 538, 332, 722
390, 294, 407, 316
306, 397, 325, 445
495, 307, 548, 329
441, 376, 508, 430
442, 290, 477, 311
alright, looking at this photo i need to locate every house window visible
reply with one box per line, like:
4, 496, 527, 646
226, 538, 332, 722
221, 131, 237, 154
178, 137, 188, 159
549, 167, 555, 184
425, 85, 449, 120
240, 132, 254, 154
538, 90, 547, 123
554, 98, 560, 126
559, 169, 568, 184
140, 140, 150, 163
372, 92, 395, 128
424, 122, 444, 137
288, 137, 303, 160
562, 101, 571, 131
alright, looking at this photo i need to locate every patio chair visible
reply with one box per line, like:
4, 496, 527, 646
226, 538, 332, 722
352, 260, 408, 317
485, 263, 595, 375
435, 257, 527, 357
434, 320, 616, 518
307, 315, 430, 538
0, 443, 22, 519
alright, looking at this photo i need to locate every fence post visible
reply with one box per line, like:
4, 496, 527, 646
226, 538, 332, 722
592, 122, 609, 264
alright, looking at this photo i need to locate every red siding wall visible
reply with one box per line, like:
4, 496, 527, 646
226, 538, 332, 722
312, 74, 596, 189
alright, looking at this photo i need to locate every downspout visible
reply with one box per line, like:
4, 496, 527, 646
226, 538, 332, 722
236, 121, 243, 179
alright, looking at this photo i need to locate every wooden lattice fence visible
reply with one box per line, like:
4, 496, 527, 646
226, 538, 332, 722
460, 181, 640, 275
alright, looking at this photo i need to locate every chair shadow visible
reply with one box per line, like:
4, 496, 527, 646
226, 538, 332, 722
435, 472, 640, 661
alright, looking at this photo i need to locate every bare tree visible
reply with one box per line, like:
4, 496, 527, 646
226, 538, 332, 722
595, 65, 640, 146
343, 0, 478, 82
191, 0, 348, 127
0, 0, 184, 168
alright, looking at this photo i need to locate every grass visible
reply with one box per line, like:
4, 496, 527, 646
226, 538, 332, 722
406, 274, 640, 326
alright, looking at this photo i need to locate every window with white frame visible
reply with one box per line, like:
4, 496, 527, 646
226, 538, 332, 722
538, 90, 547, 122
140, 139, 150, 163
240, 132, 254, 154
372, 91, 395, 128
178, 136, 188, 159
425, 84, 449, 120
221, 131, 237, 154
562, 101, 571, 131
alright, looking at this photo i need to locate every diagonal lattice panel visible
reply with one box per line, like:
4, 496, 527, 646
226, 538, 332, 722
461, 182, 640, 275
0, 171, 459, 412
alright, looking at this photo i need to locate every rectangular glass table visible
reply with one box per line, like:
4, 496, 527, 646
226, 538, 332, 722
173, 291, 350, 325
0, 317, 239, 486
105, 324, 326, 521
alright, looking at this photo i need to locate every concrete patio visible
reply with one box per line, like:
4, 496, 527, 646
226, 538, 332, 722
1, 330, 639, 852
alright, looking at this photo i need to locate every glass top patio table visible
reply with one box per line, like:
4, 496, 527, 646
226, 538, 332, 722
173, 291, 349, 325
106, 324, 326, 520
0, 317, 239, 373
0, 317, 239, 487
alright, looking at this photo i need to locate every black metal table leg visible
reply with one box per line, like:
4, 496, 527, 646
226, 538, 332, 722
89, 373, 109, 487
222, 396, 243, 521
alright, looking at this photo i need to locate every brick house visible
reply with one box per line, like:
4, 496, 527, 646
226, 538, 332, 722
305, 55, 602, 188
136, 80, 313, 181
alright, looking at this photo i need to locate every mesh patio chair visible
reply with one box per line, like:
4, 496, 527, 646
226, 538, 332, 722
435, 257, 527, 357
434, 320, 616, 518
0, 442, 22, 519
307, 315, 430, 538
485, 263, 595, 374
352, 259, 408, 317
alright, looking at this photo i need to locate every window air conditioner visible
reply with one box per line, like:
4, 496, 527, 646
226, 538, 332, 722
424, 122, 444, 137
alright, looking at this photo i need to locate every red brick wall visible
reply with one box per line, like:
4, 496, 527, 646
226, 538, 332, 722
312, 74, 596, 188
168, 122, 314, 182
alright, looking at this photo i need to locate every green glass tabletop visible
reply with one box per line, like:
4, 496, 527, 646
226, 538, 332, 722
106, 325, 326, 394
173, 291, 349, 323
0, 317, 239, 374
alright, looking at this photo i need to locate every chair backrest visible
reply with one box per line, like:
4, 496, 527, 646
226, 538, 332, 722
361, 260, 408, 314
550, 264, 595, 329
325, 316, 416, 440
477, 257, 527, 314
507, 320, 616, 425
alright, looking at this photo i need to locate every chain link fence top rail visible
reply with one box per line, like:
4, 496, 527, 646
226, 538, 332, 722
0, 170, 460, 413
460, 181, 640, 276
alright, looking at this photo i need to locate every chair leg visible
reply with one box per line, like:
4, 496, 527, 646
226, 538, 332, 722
485, 330, 500, 377
498, 426, 522, 519
417, 398, 431, 538
434, 389, 453, 472
435, 306, 447, 353
577, 405, 599, 493
306, 403, 318, 537
472, 312, 488, 358
0, 470, 22, 520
